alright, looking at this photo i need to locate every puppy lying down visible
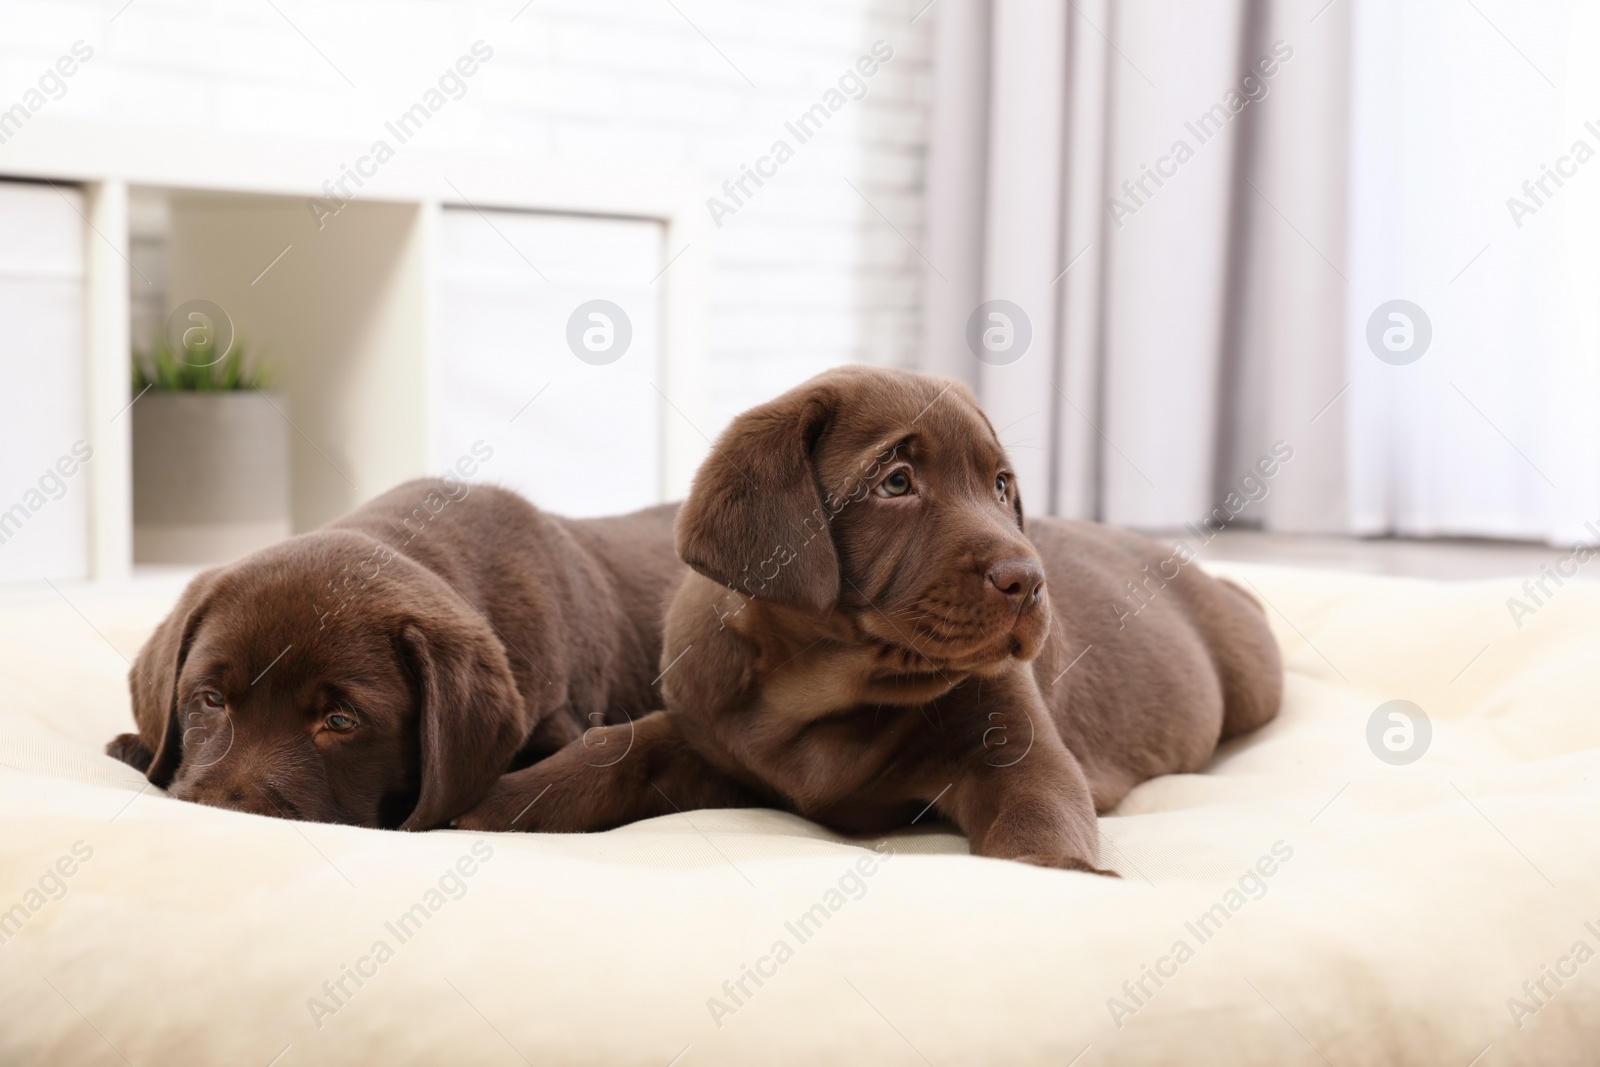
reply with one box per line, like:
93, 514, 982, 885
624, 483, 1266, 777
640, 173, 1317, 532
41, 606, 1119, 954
107, 479, 683, 830
458, 367, 1283, 873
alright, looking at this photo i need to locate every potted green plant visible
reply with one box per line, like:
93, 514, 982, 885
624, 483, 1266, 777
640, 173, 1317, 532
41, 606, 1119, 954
131, 335, 291, 564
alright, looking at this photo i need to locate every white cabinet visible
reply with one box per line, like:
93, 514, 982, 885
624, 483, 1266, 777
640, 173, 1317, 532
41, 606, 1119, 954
0, 180, 89, 581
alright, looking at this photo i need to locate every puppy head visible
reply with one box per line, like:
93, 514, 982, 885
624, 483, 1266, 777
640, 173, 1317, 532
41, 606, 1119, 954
125, 531, 527, 829
676, 365, 1049, 673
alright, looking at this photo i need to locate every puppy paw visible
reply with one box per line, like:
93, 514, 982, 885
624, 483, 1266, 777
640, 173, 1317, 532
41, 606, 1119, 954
106, 733, 153, 774
1014, 853, 1121, 877
451, 774, 548, 833
450, 801, 518, 833
449, 809, 496, 832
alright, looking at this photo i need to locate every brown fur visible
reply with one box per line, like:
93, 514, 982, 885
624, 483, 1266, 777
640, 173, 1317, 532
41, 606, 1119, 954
456, 368, 1283, 872
106, 479, 683, 830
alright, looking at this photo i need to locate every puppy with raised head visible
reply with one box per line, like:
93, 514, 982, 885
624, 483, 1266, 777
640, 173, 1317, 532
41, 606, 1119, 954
108, 477, 683, 830
457, 367, 1282, 872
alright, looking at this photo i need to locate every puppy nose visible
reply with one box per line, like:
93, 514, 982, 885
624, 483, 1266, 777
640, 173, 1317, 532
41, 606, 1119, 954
987, 558, 1045, 604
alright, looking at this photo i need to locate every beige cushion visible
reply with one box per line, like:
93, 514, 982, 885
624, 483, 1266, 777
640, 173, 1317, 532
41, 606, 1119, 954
2, 562, 1597, 1064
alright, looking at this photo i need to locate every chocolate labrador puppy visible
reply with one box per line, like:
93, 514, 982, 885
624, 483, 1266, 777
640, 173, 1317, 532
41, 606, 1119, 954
457, 367, 1282, 872
108, 476, 682, 830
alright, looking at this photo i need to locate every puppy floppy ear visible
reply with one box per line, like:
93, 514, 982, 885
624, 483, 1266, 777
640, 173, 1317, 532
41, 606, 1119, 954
676, 386, 840, 612
396, 610, 529, 831
118, 569, 218, 787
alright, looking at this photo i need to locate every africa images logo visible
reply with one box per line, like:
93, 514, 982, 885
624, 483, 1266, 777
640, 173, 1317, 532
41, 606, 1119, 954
966, 300, 1032, 366
1365, 300, 1431, 365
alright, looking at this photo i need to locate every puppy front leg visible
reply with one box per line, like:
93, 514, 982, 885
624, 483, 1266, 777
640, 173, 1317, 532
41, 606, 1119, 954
942, 708, 1116, 876
453, 711, 761, 833
106, 733, 154, 774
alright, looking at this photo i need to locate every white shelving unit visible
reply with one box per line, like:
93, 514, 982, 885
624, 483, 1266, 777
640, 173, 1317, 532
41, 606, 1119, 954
0, 115, 708, 582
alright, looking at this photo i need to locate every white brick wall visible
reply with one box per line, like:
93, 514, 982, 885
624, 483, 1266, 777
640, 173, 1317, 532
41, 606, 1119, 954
0, 0, 933, 435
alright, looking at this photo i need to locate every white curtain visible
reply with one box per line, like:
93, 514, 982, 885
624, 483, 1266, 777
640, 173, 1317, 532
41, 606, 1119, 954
1345, 0, 1600, 542
922, 0, 1600, 544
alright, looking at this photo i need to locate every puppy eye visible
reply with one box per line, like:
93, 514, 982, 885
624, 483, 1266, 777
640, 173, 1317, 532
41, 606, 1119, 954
875, 470, 915, 498
198, 690, 225, 709
996, 474, 1009, 500
324, 712, 357, 733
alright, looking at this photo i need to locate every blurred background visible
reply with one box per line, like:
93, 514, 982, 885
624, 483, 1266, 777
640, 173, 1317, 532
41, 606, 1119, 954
0, 0, 1593, 588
